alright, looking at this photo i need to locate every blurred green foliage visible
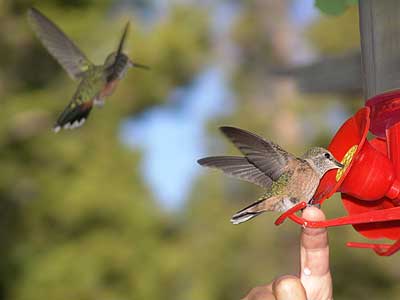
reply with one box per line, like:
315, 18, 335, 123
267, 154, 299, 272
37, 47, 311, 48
307, 6, 360, 55
1, 1, 400, 300
315, 0, 358, 16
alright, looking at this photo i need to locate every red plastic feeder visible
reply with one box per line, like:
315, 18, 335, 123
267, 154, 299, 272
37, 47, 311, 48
275, 106, 400, 256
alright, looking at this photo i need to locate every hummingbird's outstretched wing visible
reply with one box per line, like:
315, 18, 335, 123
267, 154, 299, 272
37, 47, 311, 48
116, 22, 130, 59
27, 7, 92, 80
107, 22, 149, 81
197, 156, 273, 188
53, 100, 93, 132
220, 126, 296, 181
106, 22, 130, 82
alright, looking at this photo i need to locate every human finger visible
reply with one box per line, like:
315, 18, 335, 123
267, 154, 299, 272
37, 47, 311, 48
299, 206, 332, 300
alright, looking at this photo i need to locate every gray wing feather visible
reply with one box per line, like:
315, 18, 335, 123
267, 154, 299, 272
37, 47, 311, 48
27, 7, 92, 80
220, 126, 294, 181
197, 156, 272, 188
106, 22, 130, 82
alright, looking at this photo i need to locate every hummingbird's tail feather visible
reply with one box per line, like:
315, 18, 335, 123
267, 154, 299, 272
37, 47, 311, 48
231, 210, 263, 225
53, 100, 93, 132
230, 197, 274, 225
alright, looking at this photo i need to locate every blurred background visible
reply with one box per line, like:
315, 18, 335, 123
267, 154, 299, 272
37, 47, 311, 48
0, 0, 399, 299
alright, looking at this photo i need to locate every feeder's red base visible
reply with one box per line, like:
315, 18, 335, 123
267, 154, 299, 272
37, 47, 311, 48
274, 203, 400, 255
276, 204, 400, 228
347, 241, 400, 256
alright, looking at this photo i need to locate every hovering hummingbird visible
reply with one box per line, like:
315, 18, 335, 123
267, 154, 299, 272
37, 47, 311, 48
197, 126, 344, 224
27, 7, 149, 132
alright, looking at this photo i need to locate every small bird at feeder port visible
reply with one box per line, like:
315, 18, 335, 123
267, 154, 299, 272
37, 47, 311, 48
197, 126, 344, 224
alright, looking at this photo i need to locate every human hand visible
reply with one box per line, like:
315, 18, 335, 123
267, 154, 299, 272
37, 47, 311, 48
242, 206, 333, 300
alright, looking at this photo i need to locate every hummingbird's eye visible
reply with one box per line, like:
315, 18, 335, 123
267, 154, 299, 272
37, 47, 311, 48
324, 153, 331, 159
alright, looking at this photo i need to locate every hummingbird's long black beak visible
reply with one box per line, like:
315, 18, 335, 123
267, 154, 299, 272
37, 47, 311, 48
334, 160, 345, 168
129, 60, 150, 70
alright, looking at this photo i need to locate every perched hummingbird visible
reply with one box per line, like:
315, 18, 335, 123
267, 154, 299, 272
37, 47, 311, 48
197, 126, 344, 224
27, 7, 149, 132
